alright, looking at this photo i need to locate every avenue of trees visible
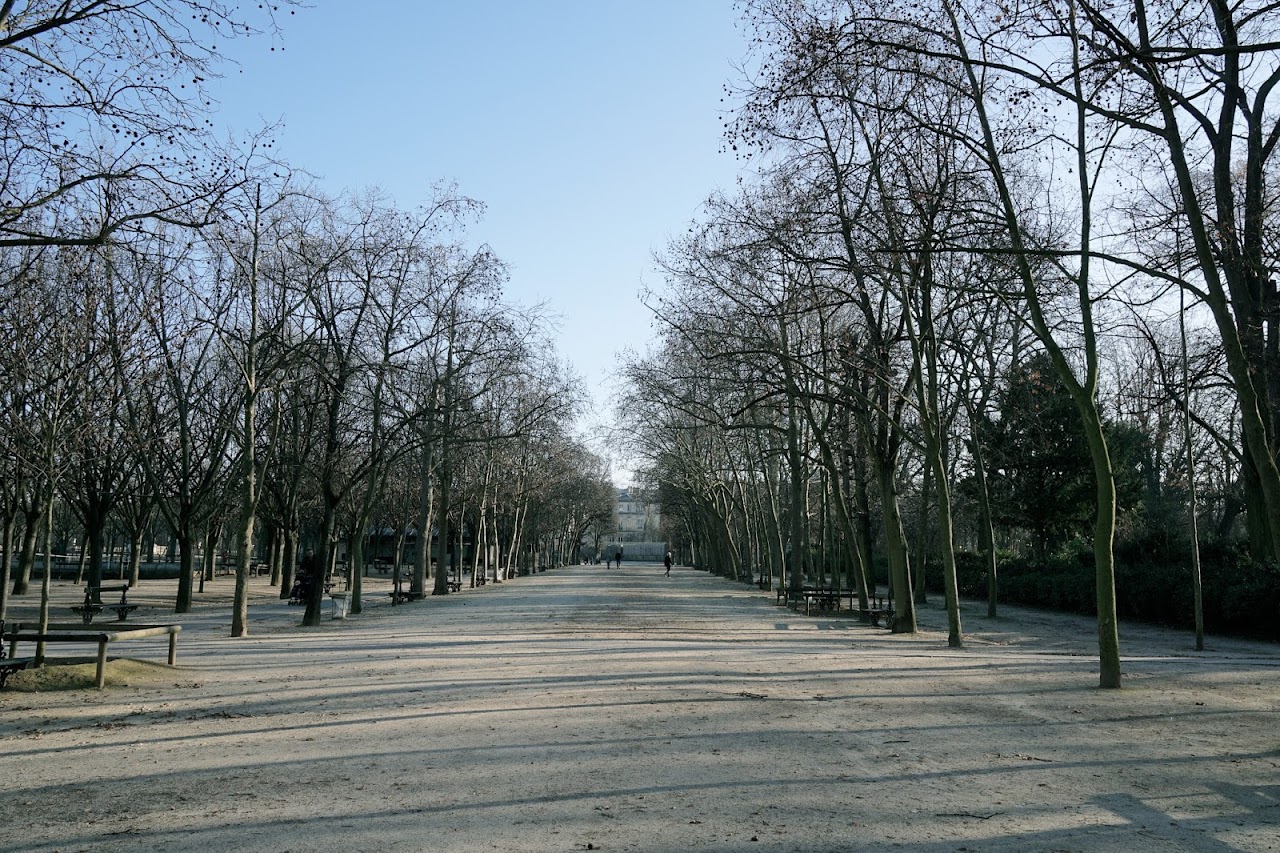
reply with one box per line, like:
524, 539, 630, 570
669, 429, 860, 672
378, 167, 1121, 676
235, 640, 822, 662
0, 1, 613, 645
620, 0, 1280, 686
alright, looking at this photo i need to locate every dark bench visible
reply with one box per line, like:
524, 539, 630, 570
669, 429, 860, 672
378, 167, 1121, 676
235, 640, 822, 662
860, 597, 895, 627
72, 584, 137, 624
0, 621, 33, 689
388, 576, 416, 604
775, 586, 853, 615
220, 562, 268, 576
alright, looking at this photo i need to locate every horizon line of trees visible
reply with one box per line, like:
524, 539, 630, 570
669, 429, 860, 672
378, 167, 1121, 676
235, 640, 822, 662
0, 2, 614, 649
618, 0, 1280, 686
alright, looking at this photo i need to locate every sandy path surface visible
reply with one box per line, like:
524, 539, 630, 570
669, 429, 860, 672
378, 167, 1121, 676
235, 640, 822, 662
2, 564, 1278, 852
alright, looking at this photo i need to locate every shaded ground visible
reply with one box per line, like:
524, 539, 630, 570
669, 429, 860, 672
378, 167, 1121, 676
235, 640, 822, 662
2, 564, 1278, 852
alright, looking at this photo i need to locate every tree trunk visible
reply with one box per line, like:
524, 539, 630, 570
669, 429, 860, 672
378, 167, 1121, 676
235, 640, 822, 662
128, 527, 144, 588
233, 183, 263, 639
304, 496, 341, 627
74, 541, 87, 586
414, 428, 435, 597
785, 392, 806, 595
350, 526, 366, 613
435, 464, 452, 595
175, 528, 195, 613
1075, 404, 1122, 687
851, 450, 876, 598
924, 440, 963, 648
757, 435, 787, 589
0, 510, 13, 619
914, 467, 931, 605
963, 396, 999, 619
872, 454, 916, 633
84, 507, 107, 602
1181, 286, 1205, 651
279, 525, 297, 600
36, 486, 56, 665
13, 506, 40, 595
201, 524, 219, 585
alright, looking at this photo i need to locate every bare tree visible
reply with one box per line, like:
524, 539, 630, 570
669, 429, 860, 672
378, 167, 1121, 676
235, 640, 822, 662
0, 1, 293, 248
120, 232, 236, 614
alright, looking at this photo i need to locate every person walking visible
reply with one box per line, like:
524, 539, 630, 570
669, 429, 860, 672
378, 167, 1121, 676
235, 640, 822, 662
664, 550, 673, 577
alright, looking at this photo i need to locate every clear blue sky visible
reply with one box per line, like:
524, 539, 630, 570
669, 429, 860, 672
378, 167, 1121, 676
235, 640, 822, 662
215, 2, 748, 412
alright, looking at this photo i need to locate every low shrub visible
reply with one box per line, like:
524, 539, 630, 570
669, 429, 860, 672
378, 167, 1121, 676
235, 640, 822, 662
937, 542, 1279, 642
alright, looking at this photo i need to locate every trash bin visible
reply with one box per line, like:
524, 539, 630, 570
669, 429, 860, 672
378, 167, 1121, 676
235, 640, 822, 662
331, 592, 350, 620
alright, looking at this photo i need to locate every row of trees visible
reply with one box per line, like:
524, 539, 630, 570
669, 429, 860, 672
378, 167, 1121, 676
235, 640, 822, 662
620, 0, 1280, 686
0, 2, 613, 645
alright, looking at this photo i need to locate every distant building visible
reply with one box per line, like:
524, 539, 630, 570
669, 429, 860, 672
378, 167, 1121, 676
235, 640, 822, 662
614, 487, 661, 544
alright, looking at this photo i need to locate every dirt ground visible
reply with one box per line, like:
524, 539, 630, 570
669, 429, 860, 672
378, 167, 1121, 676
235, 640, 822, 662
1, 564, 1277, 852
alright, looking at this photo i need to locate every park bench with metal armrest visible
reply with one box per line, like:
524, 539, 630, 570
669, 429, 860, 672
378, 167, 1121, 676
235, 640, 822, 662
71, 584, 137, 624
860, 598, 895, 627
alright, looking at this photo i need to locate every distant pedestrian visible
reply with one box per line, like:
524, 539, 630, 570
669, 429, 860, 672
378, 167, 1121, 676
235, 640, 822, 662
664, 551, 673, 577
614, 549, 622, 566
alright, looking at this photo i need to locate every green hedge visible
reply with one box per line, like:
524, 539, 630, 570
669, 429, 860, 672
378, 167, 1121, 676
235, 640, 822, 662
946, 543, 1280, 642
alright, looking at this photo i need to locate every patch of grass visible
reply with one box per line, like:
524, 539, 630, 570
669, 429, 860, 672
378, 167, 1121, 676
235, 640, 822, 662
5, 657, 183, 692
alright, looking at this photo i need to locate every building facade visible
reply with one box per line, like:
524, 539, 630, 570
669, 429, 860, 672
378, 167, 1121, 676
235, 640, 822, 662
614, 487, 660, 542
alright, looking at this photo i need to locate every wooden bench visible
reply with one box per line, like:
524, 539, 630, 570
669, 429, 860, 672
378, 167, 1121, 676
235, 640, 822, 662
217, 562, 267, 576
776, 586, 798, 607
802, 588, 849, 615
3, 622, 181, 689
775, 586, 856, 615
71, 584, 137, 624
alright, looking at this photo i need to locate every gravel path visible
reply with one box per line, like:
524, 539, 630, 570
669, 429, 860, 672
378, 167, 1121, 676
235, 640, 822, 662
2, 564, 1278, 852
